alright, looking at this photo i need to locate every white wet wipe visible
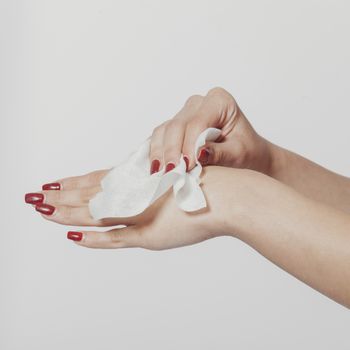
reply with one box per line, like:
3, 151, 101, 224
89, 128, 221, 219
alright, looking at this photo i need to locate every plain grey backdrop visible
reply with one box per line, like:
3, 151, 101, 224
1, 0, 350, 349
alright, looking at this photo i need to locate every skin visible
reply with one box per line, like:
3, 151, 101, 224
149, 87, 350, 213
26, 87, 350, 307
149, 87, 273, 174
33, 167, 350, 308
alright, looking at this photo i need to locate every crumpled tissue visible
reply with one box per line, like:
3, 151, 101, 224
89, 127, 221, 219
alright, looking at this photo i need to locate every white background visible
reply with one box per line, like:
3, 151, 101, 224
1, 0, 350, 349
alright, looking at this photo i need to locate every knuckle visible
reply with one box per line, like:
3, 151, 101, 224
44, 190, 60, 204
207, 86, 228, 96
150, 138, 163, 157
42, 190, 51, 203
64, 177, 79, 189
150, 146, 162, 159
61, 207, 72, 222
83, 234, 100, 249
110, 231, 122, 244
207, 87, 237, 114
152, 122, 167, 137
186, 119, 203, 131
166, 118, 184, 131
207, 87, 233, 104
183, 123, 205, 147
162, 122, 185, 149
163, 149, 180, 162
54, 190, 62, 203
184, 94, 203, 108
80, 187, 93, 202
88, 171, 102, 185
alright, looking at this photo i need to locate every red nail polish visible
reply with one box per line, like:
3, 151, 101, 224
150, 159, 160, 174
67, 231, 83, 241
35, 203, 55, 215
25, 193, 44, 204
183, 156, 189, 172
198, 148, 210, 164
42, 182, 61, 191
165, 162, 176, 173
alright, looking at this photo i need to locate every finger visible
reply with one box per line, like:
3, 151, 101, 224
67, 225, 142, 249
44, 169, 109, 191
182, 120, 214, 170
162, 95, 203, 172
162, 118, 186, 172
149, 122, 167, 174
40, 186, 101, 207
199, 139, 244, 167
183, 90, 239, 170
35, 203, 130, 227
182, 93, 228, 170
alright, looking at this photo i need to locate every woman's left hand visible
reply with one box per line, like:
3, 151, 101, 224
25, 167, 233, 250
25, 165, 350, 307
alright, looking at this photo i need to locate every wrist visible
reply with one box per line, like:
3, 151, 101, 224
207, 166, 292, 243
201, 166, 269, 239
264, 141, 288, 179
221, 169, 269, 240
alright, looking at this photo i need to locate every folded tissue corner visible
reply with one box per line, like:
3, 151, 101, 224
89, 128, 221, 219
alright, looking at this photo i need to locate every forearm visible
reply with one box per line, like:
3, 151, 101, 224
208, 167, 350, 307
267, 142, 350, 213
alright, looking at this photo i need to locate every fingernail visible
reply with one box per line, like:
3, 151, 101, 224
42, 182, 61, 191
25, 193, 44, 204
165, 162, 176, 173
67, 231, 83, 241
183, 156, 189, 172
198, 148, 210, 164
35, 203, 55, 215
150, 159, 160, 175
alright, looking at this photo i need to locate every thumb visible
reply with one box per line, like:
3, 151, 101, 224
197, 141, 225, 166
198, 140, 243, 167
69, 225, 142, 249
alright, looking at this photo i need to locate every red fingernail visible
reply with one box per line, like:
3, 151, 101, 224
42, 182, 61, 191
150, 159, 160, 175
25, 193, 44, 204
67, 231, 83, 241
165, 162, 176, 173
35, 203, 55, 215
183, 156, 189, 172
198, 148, 210, 164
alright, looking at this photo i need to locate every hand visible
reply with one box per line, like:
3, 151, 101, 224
25, 166, 350, 306
25, 167, 234, 250
149, 87, 273, 175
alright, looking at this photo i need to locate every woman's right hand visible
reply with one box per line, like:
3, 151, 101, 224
25, 167, 238, 250
149, 87, 274, 175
